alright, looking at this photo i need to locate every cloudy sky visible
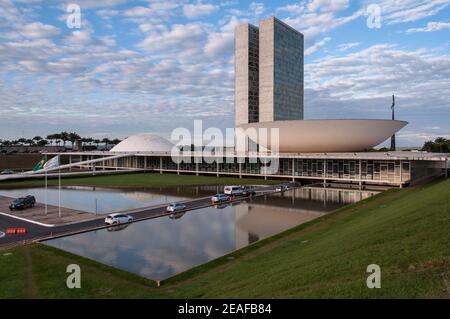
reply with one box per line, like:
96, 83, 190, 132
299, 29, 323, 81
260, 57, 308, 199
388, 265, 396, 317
0, 0, 449, 147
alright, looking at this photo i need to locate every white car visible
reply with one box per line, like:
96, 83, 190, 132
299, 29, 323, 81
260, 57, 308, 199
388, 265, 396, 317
166, 202, 187, 212
224, 186, 244, 196
105, 213, 134, 225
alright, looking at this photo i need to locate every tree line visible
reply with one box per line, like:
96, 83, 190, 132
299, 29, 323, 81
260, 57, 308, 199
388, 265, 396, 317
421, 137, 450, 153
0, 132, 122, 150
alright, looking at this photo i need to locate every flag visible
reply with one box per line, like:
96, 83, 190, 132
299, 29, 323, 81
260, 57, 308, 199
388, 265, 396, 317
32, 155, 47, 171
44, 155, 60, 170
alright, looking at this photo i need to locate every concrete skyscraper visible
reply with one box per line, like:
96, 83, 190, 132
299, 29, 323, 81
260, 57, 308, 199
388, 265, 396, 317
235, 17, 304, 126
235, 23, 260, 126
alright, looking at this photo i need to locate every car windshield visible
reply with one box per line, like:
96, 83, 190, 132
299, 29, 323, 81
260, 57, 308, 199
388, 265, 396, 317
13, 198, 24, 203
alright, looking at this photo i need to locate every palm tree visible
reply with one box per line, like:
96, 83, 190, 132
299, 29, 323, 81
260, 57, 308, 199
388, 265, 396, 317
111, 138, 121, 145
60, 131, 69, 148
69, 132, 81, 149
37, 139, 48, 147
33, 136, 43, 145
46, 134, 54, 146
102, 138, 111, 150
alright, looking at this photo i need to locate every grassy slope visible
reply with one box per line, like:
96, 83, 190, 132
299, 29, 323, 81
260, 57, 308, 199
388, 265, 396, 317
0, 172, 278, 189
1, 178, 449, 298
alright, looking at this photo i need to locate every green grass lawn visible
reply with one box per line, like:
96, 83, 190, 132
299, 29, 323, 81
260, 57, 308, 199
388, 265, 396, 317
1, 178, 449, 298
0, 172, 278, 189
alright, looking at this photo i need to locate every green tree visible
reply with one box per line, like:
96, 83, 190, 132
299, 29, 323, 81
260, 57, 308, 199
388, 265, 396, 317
60, 132, 69, 148
69, 132, 81, 149
421, 137, 450, 153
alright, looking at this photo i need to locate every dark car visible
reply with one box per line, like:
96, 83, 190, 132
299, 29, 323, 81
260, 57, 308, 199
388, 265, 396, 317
9, 195, 36, 210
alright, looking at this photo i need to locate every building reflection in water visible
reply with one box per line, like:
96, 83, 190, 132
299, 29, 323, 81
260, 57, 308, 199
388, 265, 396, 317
45, 187, 378, 280
234, 187, 378, 249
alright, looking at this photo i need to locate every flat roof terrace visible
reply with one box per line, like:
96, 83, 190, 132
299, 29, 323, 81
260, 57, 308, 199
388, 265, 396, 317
46, 151, 450, 161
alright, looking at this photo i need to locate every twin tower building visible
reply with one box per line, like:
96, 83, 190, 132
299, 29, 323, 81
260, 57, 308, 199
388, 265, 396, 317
235, 16, 304, 126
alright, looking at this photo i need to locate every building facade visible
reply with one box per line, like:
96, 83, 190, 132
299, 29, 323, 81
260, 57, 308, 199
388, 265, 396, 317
50, 151, 448, 188
235, 23, 260, 126
235, 17, 304, 126
259, 17, 304, 122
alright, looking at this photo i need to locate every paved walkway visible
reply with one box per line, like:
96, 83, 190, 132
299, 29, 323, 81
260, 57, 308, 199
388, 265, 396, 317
0, 195, 96, 226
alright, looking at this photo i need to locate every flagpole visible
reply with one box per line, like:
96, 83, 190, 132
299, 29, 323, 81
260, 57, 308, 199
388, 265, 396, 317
58, 167, 61, 218
45, 168, 47, 215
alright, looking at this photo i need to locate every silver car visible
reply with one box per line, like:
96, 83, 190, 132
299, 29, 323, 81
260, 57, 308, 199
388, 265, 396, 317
211, 194, 230, 203
166, 202, 187, 212
105, 213, 134, 225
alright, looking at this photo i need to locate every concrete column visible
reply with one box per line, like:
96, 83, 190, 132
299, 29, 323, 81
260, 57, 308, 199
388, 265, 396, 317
216, 161, 219, 177
69, 155, 72, 171
400, 160, 403, 185
177, 162, 180, 175
196, 162, 199, 176
144, 156, 147, 171
159, 157, 163, 174
359, 159, 362, 190
323, 159, 327, 187
292, 158, 295, 181
445, 158, 448, 178
239, 162, 242, 178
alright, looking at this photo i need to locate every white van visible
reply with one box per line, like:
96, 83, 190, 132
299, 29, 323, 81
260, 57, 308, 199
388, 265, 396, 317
224, 186, 244, 196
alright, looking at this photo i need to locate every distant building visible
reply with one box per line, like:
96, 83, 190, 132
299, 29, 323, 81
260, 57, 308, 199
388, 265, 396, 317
235, 17, 304, 126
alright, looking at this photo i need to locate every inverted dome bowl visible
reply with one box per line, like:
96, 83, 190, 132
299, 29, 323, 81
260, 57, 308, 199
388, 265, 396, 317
238, 119, 408, 153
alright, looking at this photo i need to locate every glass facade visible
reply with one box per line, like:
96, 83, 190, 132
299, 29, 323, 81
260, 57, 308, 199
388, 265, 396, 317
272, 18, 304, 121
97, 155, 414, 186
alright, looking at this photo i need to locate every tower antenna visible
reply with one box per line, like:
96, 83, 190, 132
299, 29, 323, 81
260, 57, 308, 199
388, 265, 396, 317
390, 94, 396, 151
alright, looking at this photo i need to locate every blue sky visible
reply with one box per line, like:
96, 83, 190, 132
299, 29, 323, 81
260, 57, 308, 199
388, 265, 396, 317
0, 0, 449, 147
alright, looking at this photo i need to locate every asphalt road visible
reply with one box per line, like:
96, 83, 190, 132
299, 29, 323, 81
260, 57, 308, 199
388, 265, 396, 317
0, 183, 292, 249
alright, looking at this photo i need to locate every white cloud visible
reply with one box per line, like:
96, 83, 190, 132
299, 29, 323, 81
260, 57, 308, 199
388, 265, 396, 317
123, 6, 153, 18
183, 3, 218, 19
305, 37, 331, 56
249, 2, 265, 16
337, 42, 361, 52
137, 23, 205, 53
18, 22, 60, 39
406, 21, 450, 33
277, 3, 305, 15
307, 0, 349, 12
284, 10, 363, 40
204, 16, 241, 58
375, 0, 450, 25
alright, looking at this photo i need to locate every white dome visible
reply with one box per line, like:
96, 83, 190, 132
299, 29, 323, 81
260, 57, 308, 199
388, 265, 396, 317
110, 134, 173, 153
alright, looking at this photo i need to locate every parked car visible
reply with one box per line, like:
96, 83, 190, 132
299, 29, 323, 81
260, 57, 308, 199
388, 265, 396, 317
224, 185, 244, 196
9, 195, 36, 210
211, 194, 230, 203
1, 169, 14, 175
242, 189, 256, 197
104, 213, 134, 225
166, 202, 186, 212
